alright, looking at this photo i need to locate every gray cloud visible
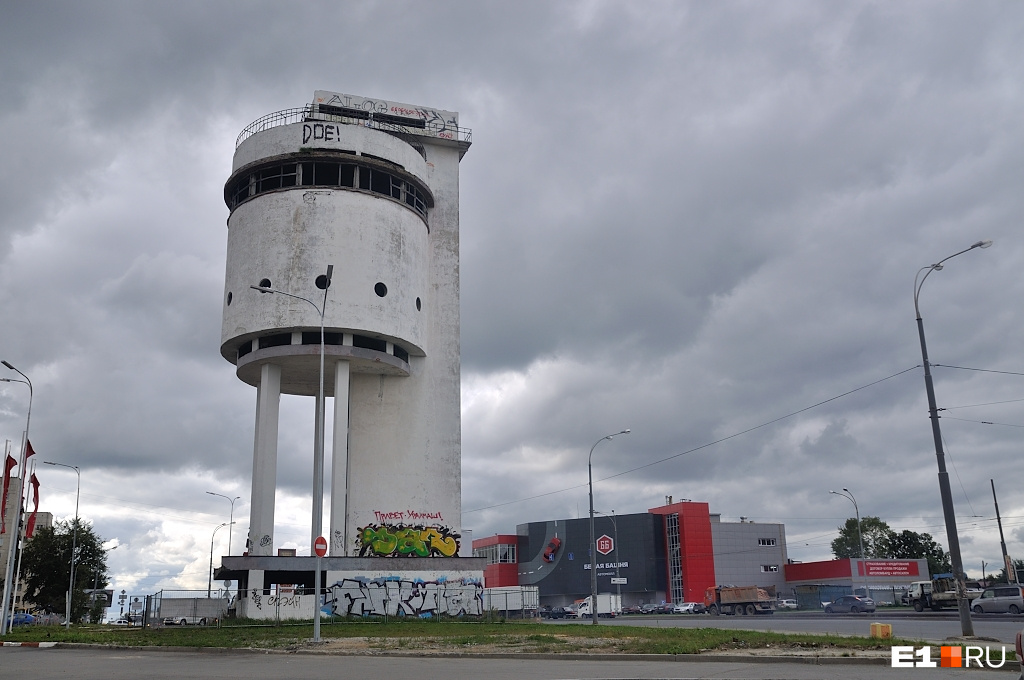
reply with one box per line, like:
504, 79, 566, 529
2, 1, 1023, 593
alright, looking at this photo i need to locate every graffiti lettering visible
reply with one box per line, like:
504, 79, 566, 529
320, 94, 388, 114
357, 524, 460, 558
303, 123, 343, 144
267, 595, 301, 608
325, 577, 482, 618
373, 510, 445, 523
250, 589, 262, 610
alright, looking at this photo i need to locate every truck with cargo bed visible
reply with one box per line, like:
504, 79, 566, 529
704, 585, 775, 616
906, 575, 982, 612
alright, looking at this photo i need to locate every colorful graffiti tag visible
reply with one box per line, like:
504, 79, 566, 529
357, 524, 460, 558
325, 577, 483, 617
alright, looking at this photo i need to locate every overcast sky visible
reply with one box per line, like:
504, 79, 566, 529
2, 1, 1024, 599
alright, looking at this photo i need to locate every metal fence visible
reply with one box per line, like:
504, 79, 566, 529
235, 106, 472, 148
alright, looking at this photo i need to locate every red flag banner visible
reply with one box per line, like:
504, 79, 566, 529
25, 473, 39, 538
25, 439, 35, 460
1, 454, 16, 535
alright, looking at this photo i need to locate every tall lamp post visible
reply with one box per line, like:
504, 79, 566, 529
914, 238, 992, 637
43, 460, 80, 629
206, 492, 241, 557
588, 429, 630, 625
252, 263, 332, 644
0, 361, 32, 636
251, 264, 333, 549
829, 489, 864, 559
208, 522, 234, 597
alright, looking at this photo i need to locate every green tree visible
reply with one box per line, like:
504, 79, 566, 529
889, 529, 951, 576
991, 558, 1024, 585
20, 518, 108, 623
831, 516, 894, 559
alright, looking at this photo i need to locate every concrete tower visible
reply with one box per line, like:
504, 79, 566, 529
221, 91, 471, 564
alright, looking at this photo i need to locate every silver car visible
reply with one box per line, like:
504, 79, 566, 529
824, 595, 876, 614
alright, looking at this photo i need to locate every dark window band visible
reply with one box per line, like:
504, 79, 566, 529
226, 155, 430, 221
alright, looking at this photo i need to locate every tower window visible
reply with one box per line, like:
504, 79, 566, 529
226, 154, 432, 222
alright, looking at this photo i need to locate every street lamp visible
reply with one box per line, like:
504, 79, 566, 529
251, 263, 332, 644
208, 522, 234, 598
0, 361, 32, 636
829, 489, 864, 559
914, 238, 992, 637
43, 460, 80, 629
588, 429, 630, 625
206, 492, 241, 557
250, 263, 333, 550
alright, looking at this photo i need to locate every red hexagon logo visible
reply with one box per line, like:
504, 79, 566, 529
596, 534, 614, 555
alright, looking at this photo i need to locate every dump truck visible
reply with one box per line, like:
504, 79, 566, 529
704, 585, 775, 616
906, 575, 983, 612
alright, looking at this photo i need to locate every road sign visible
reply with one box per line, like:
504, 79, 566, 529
610, 577, 627, 585
313, 535, 328, 557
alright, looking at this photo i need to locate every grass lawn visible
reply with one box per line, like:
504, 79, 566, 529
1, 618, 931, 656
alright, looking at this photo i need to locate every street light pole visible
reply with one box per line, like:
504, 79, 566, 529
208, 522, 234, 598
251, 264, 332, 644
588, 429, 630, 625
250, 263, 333, 550
0, 362, 32, 636
829, 488, 864, 559
205, 492, 241, 557
914, 239, 992, 637
43, 460, 80, 629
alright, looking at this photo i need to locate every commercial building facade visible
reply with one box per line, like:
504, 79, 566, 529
473, 500, 788, 607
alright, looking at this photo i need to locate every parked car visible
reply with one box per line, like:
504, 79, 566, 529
825, 595, 876, 614
971, 585, 1024, 614
7, 612, 34, 627
777, 598, 798, 610
671, 602, 696, 614
162, 616, 208, 626
111, 618, 131, 626
620, 605, 644, 615
547, 607, 569, 619
640, 604, 660, 614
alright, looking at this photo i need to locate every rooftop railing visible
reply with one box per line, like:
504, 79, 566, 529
236, 106, 472, 148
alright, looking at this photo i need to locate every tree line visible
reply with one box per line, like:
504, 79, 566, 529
831, 515, 1020, 583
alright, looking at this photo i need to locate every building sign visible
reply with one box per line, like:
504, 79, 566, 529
596, 534, 614, 555
313, 90, 460, 140
857, 560, 921, 577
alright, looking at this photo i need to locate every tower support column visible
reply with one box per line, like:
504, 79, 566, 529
329, 360, 351, 555
249, 362, 281, 556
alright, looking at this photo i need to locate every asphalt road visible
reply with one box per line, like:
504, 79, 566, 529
0, 647, 1016, 680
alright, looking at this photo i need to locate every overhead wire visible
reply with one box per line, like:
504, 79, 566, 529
465, 365, 919, 514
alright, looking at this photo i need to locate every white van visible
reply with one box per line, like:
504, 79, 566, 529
971, 585, 1024, 614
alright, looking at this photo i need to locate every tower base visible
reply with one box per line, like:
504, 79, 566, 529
217, 555, 485, 619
